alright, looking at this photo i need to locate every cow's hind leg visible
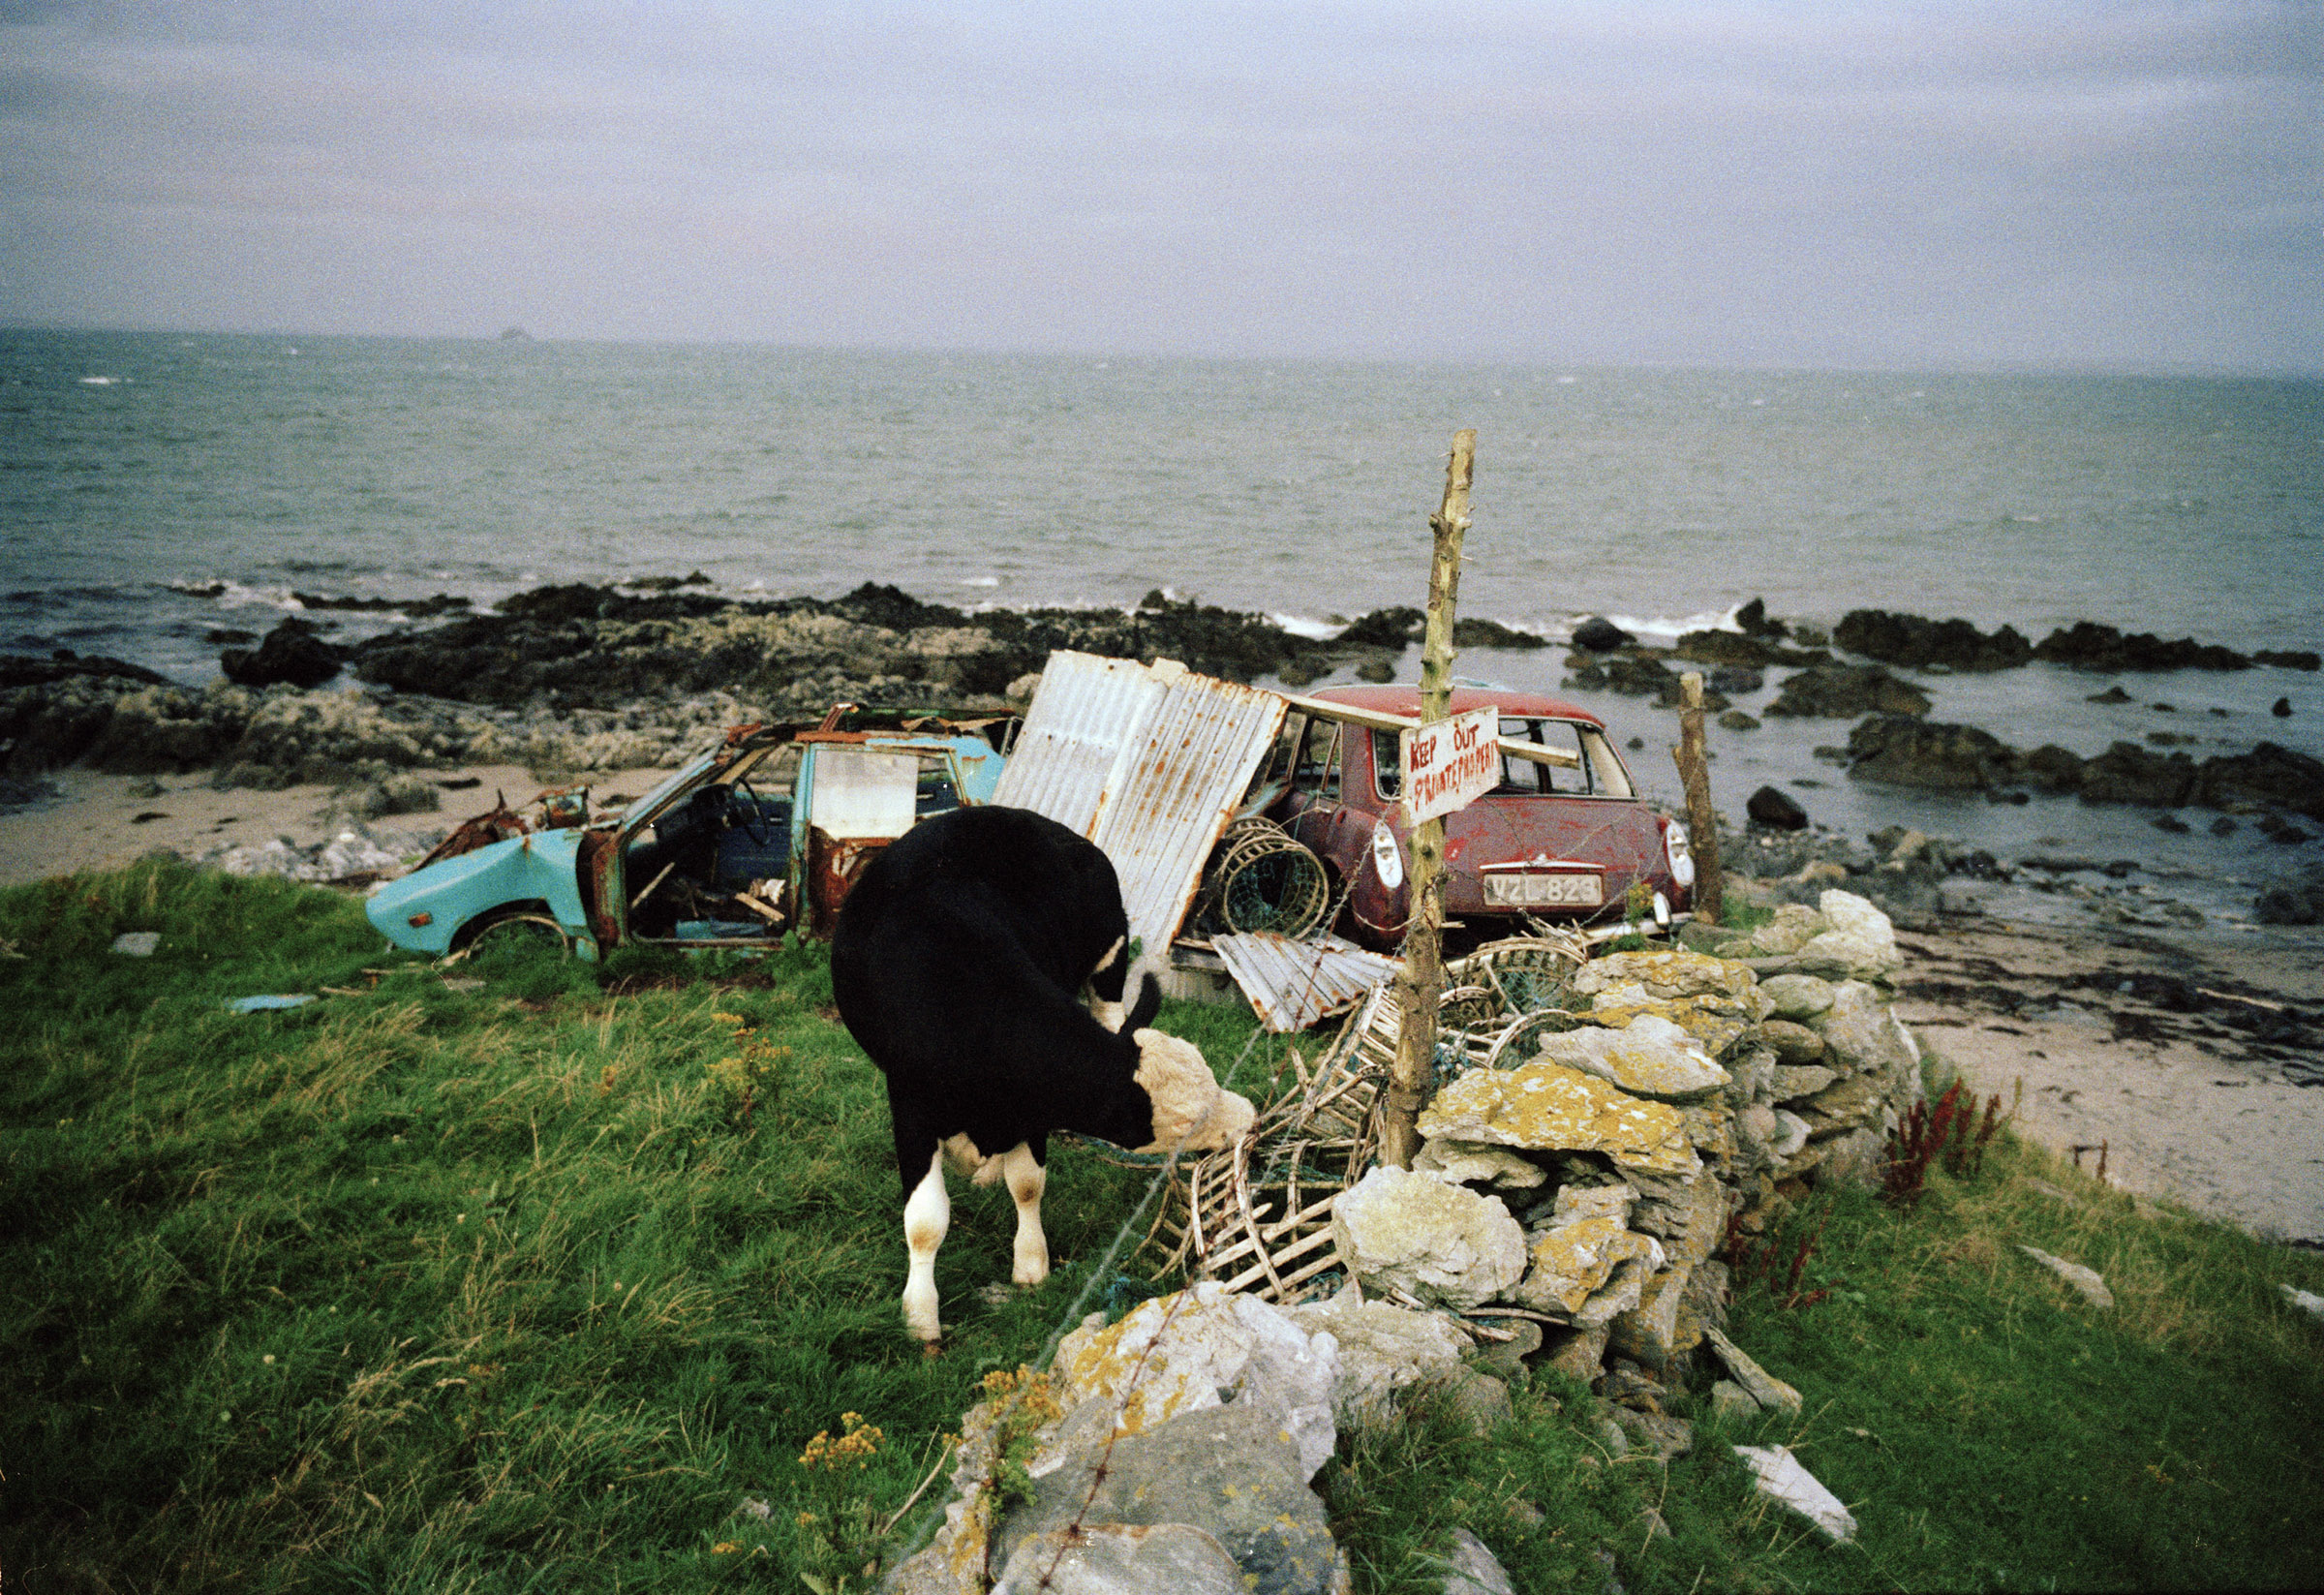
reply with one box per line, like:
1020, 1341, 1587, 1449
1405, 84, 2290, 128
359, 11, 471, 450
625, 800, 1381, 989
902, 1147, 950, 1345
999, 1141, 1050, 1287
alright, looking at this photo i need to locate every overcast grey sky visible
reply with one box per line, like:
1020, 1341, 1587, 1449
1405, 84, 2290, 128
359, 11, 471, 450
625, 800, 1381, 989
2, 1, 2316, 371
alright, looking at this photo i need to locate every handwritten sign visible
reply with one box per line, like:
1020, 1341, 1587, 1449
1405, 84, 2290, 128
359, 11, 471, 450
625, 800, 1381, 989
1401, 704, 1500, 825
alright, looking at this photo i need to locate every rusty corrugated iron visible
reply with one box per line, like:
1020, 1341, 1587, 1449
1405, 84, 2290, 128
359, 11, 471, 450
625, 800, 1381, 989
1209, 931, 1403, 1033
994, 651, 1287, 968
989, 651, 1167, 835
1093, 663, 1285, 965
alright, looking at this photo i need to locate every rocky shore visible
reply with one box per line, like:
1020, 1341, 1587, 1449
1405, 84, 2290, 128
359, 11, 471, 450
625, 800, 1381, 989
3, 583, 2318, 925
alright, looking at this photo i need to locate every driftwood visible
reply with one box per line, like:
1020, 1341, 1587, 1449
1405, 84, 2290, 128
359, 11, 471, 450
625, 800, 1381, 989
1382, 428, 1476, 1171
1671, 671, 1724, 925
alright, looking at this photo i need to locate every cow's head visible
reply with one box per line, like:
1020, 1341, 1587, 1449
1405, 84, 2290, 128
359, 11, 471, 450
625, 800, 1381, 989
1130, 1029, 1257, 1154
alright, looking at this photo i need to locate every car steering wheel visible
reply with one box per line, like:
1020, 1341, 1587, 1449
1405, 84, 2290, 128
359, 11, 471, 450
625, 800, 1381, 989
730, 781, 775, 846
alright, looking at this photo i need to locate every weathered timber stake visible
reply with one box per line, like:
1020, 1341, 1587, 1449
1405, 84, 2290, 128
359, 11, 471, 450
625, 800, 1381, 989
1671, 670, 1722, 925
1383, 428, 1475, 1170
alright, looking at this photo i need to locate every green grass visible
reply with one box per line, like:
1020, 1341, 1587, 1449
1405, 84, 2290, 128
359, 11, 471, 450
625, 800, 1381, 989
4, 861, 2321, 1592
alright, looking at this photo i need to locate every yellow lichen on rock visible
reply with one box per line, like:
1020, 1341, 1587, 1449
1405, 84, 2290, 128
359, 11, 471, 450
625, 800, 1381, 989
1572, 948, 1759, 1003
1530, 1017, 1731, 1103
1514, 1214, 1659, 1314
1583, 994, 1754, 1058
1417, 1061, 1699, 1175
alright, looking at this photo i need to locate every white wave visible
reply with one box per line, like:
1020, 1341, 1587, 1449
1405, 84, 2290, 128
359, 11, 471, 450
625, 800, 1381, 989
1556, 375, 1579, 383
1269, 611, 1341, 640
1592, 603, 1744, 640
959, 576, 1000, 588
207, 580, 307, 612
77, 376, 118, 385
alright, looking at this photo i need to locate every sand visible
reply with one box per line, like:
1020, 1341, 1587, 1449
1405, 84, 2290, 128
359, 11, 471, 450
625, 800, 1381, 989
1890, 919, 2324, 1244
0, 763, 675, 889
7, 772, 2321, 1243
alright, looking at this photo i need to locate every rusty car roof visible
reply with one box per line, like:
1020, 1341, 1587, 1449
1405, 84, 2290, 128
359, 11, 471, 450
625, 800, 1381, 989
1299, 684, 1607, 728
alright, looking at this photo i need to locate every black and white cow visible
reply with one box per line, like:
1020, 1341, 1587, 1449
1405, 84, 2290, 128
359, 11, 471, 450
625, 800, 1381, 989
831, 804, 1256, 1344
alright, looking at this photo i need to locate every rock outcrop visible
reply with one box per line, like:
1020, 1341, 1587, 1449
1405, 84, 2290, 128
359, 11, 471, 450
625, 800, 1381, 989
1765, 665, 1931, 720
1833, 610, 2034, 672
1842, 715, 2324, 822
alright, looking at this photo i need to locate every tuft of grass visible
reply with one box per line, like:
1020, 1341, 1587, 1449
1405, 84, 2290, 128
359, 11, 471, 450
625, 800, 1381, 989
5, 861, 2322, 1593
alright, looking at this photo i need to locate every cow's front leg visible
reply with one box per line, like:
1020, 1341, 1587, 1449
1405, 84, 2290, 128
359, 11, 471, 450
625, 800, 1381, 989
902, 1147, 950, 1344
999, 1141, 1050, 1287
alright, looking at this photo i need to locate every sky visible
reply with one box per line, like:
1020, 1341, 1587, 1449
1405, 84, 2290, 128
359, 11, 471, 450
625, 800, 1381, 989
0, 1, 2316, 372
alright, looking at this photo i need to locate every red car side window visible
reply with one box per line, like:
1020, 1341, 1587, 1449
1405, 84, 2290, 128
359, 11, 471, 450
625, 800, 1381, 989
1293, 717, 1341, 801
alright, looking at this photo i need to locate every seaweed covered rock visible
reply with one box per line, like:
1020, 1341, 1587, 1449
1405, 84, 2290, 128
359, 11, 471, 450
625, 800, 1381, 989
2077, 741, 2197, 809
1571, 616, 1634, 652
1833, 609, 2033, 671
2255, 862, 2324, 926
1747, 784, 1809, 829
2034, 622, 2250, 672
2190, 742, 2324, 821
220, 618, 344, 689
1767, 666, 1932, 720
1844, 715, 2020, 789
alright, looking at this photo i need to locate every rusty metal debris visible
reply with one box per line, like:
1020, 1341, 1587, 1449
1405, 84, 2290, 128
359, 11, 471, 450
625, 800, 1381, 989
1208, 931, 1399, 1034
413, 789, 531, 869
994, 651, 1288, 972
372, 707, 1013, 961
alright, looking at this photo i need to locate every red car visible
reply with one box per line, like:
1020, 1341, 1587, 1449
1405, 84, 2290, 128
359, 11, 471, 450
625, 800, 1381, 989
1260, 686, 1695, 951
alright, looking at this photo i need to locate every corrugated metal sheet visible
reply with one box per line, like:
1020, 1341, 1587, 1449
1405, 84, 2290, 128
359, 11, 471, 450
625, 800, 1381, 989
1093, 664, 1287, 965
989, 652, 1163, 833
1210, 931, 1403, 1033
994, 650, 1287, 967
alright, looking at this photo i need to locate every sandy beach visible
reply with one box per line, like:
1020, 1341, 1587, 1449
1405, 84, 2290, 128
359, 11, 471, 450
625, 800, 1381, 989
0, 762, 675, 889
1890, 919, 2324, 1244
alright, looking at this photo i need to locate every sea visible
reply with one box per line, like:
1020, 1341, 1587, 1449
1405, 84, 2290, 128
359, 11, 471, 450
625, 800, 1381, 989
4, 328, 2320, 930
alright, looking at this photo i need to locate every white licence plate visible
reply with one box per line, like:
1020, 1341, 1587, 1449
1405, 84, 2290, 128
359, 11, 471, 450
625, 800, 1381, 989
1484, 872, 1604, 907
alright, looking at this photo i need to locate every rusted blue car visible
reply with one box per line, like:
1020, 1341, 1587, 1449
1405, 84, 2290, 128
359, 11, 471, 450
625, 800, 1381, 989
365, 714, 1012, 960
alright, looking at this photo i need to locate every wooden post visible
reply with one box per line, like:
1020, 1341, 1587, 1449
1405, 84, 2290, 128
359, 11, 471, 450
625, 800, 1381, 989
1670, 671, 1723, 926
1382, 429, 1475, 1170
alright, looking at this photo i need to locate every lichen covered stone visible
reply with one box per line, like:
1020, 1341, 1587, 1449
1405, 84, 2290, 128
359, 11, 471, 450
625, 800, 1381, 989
1758, 972, 1836, 1019
1418, 1061, 1700, 1175
1531, 1015, 1731, 1101
1329, 1167, 1528, 1310
1513, 1215, 1661, 1315
1571, 948, 1759, 1003
1414, 1138, 1548, 1190
1790, 889, 1903, 981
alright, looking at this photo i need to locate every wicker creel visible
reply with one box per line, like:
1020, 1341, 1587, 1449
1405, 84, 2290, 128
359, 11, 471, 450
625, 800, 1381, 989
1141, 931, 1592, 1302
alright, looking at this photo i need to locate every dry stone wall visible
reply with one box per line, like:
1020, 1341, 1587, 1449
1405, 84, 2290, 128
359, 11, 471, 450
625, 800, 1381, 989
1335, 889, 1924, 1378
